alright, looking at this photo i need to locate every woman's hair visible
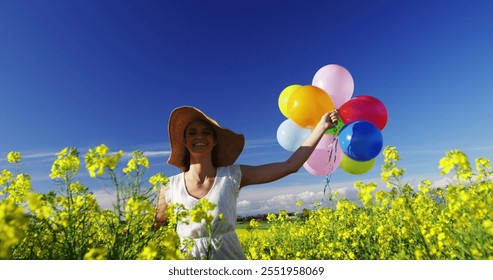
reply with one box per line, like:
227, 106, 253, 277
181, 119, 219, 171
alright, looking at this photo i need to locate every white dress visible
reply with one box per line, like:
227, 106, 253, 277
164, 164, 247, 260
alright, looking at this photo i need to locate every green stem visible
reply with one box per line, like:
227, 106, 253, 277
109, 169, 122, 222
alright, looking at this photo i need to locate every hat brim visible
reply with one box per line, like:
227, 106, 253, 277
167, 106, 245, 171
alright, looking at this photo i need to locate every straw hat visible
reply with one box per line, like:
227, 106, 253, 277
167, 106, 245, 171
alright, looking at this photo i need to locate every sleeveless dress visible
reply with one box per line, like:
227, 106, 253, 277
164, 164, 247, 260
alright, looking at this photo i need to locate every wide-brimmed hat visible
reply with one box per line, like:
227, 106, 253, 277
167, 106, 245, 171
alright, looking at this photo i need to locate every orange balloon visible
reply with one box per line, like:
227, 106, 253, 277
287, 85, 335, 129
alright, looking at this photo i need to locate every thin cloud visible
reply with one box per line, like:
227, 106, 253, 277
463, 146, 493, 152
398, 149, 448, 155
0, 151, 57, 163
143, 151, 170, 158
112, 142, 171, 159
21, 152, 58, 159
399, 146, 493, 155
243, 138, 278, 149
0, 148, 170, 164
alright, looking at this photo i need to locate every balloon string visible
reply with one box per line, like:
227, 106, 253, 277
327, 120, 340, 174
320, 122, 339, 208
321, 172, 333, 207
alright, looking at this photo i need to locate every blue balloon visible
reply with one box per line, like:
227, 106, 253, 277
277, 119, 311, 152
338, 121, 383, 161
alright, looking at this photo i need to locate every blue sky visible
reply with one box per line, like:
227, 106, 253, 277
1, 0, 492, 216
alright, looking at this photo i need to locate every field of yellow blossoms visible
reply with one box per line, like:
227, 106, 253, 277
1, 145, 492, 260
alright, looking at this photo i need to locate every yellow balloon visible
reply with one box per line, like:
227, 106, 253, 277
287, 85, 334, 129
278, 84, 301, 118
340, 153, 376, 175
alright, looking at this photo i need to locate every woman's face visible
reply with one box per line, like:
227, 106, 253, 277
184, 120, 217, 157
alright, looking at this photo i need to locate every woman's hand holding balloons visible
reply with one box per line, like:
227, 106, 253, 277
319, 109, 340, 132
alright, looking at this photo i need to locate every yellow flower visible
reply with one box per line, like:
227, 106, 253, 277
107, 150, 123, 170
50, 147, 80, 179
483, 219, 493, 235
470, 248, 483, 259
68, 181, 87, 195
383, 146, 400, 163
162, 231, 184, 260
96, 145, 109, 156
8, 174, 32, 203
249, 218, 260, 229
26, 193, 53, 220
414, 249, 424, 260
190, 199, 216, 224
0, 170, 13, 187
375, 191, 390, 208
7, 151, 21, 164
439, 157, 454, 174
123, 151, 149, 174
84, 144, 123, 177
57, 212, 69, 228
475, 158, 491, 171
0, 199, 27, 258
380, 170, 391, 182
266, 213, 277, 222
475, 157, 492, 181
354, 181, 376, 208
380, 146, 406, 188
138, 241, 158, 260
418, 180, 431, 194
149, 173, 170, 191
377, 225, 385, 234
439, 150, 473, 180
125, 197, 153, 221
296, 199, 303, 207
84, 248, 108, 260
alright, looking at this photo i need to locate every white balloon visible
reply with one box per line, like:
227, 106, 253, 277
276, 119, 311, 152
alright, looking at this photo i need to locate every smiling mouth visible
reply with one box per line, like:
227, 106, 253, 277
193, 143, 207, 147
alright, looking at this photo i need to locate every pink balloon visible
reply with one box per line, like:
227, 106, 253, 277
303, 134, 342, 176
312, 64, 354, 109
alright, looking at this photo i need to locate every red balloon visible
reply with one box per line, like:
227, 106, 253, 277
339, 95, 388, 130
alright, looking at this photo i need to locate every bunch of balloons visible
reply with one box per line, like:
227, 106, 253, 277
276, 64, 388, 176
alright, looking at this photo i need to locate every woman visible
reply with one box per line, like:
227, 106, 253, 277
155, 106, 338, 260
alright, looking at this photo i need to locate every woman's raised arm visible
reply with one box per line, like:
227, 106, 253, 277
240, 110, 338, 188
